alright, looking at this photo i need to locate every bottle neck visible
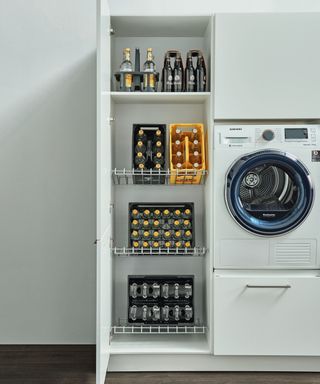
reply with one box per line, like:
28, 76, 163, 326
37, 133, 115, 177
147, 51, 153, 62
124, 51, 131, 61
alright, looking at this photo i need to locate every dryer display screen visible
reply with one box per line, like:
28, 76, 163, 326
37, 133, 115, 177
285, 128, 308, 140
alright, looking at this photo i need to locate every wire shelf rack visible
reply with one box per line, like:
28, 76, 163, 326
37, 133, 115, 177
112, 168, 208, 185
112, 325, 206, 335
112, 247, 207, 256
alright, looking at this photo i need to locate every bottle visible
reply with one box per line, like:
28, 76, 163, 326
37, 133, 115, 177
173, 209, 182, 219
143, 231, 151, 240
131, 219, 140, 229
195, 53, 206, 92
142, 304, 148, 320
153, 163, 163, 171
173, 52, 184, 92
137, 128, 147, 142
154, 129, 163, 141
163, 209, 171, 219
153, 140, 164, 154
190, 150, 200, 164
152, 231, 161, 241
162, 305, 170, 321
174, 230, 182, 240
143, 48, 156, 92
153, 219, 160, 228
133, 48, 141, 91
183, 219, 191, 229
119, 48, 133, 92
184, 230, 192, 240
190, 128, 199, 140
143, 209, 151, 218
185, 51, 196, 92
135, 152, 145, 166
162, 53, 173, 92
129, 305, 137, 321
173, 128, 183, 141
135, 140, 146, 153
142, 219, 151, 229
131, 209, 140, 219
154, 152, 164, 165
182, 208, 192, 219
191, 139, 201, 151
185, 305, 193, 321
131, 230, 140, 240
153, 209, 161, 219
173, 140, 182, 152
173, 219, 181, 229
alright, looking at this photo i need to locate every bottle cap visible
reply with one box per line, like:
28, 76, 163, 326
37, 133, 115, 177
176, 163, 182, 168
193, 151, 199, 156
156, 141, 162, 147
153, 232, 159, 238
143, 220, 149, 226
185, 241, 191, 248
176, 151, 182, 157
156, 129, 162, 136
132, 220, 138, 225
165, 241, 171, 247
186, 230, 191, 236
193, 163, 199, 168
137, 141, 144, 146
144, 209, 150, 215
132, 230, 138, 236
154, 220, 159, 226
133, 241, 139, 247
153, 242, 159, 247
176, 242, 182, 247
175, 209, 181, 215
156, 152, 162, 158
154, 209, 160, 215
176, 128, 182, 134
144, 231, 150, 237
174, 220, 180, 226
175, 140, 181, 145
163, 209, 170, 215
138, 163, 145, 169
138, 129, 145, 135
184, 220, 190, 226
193, 140, 199, 145
137, 152, 143, 157
165, 231, 171, 237
192, 128, 198, 134
132, 209, 139, 215
154, 163, 161, 169
185, 209, 191, 215
142, 241, 149, 247
175, 231, 181, 237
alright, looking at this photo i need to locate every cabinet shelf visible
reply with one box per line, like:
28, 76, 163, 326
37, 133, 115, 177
112, 168, 208, 185
112, 247, 207, 256
110, 91, 210, 104
112, 325, 206, 335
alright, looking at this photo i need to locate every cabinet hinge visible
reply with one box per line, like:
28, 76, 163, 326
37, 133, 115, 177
108, 116, 115, 122
94, 239, 100, 245
109, 237, 114, 248
109, 27, 115, 36
109, 203, 114, 214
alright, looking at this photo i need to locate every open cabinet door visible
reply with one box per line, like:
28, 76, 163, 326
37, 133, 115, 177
97, 0, 112, 382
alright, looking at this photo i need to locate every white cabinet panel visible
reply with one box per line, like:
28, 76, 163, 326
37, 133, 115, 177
97, 0, 111, 383
214, 13, 320, 119
214, 271, 320, 356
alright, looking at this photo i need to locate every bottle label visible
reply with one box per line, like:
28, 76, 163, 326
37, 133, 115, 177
125, 73, 132, 88
174, 74, 181, 84
149, 74, 155, 88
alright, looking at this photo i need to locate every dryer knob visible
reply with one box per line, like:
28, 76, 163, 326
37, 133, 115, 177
262, 129, 275, 141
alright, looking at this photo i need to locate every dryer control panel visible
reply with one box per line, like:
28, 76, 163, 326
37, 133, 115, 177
215, 124, 320, 149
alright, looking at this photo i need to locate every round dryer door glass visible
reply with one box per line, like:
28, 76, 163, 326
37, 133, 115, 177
225, 150, 314, 236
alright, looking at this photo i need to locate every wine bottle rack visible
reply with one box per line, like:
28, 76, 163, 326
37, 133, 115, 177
112, 246, 207, 256
112, 325, 206, 335
112, 168, 208, 185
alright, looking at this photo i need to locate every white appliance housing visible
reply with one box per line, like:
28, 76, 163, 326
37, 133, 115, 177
214, 124, 320, 269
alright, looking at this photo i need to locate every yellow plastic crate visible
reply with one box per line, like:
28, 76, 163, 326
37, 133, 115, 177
169, 123, 206, 185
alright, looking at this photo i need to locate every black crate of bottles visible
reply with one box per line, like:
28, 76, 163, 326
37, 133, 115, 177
128, 202, 195, 250
128, 275, 194, 324
132, 124, 166, 184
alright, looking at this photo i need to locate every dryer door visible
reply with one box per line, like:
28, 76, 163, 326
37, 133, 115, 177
225, 150, 314, 236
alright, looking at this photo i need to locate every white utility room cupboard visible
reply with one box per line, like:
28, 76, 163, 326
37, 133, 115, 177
97, 2, 320, 383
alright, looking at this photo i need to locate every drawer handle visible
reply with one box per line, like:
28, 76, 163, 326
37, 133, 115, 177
246, 284, 291, 289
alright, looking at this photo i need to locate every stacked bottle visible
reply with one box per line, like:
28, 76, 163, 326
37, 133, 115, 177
129, 203, 195, 249
128, 275, 194, 324
132, 124, 166, 184
169, 123, 206, 184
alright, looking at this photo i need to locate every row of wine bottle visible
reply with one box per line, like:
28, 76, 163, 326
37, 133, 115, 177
162, 49, 206, 92
118, 48, 207, 92
129, 304, 193, 322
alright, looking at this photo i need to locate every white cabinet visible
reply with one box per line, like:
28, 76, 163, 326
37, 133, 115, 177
214, 13, 320, 119
214, 271, 320, 356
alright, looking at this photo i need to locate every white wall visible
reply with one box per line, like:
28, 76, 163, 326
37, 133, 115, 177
0, 0, 96, 343
109, 0, 320, 15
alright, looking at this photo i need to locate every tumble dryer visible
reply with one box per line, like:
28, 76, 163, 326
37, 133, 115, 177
213, 124, 320, 269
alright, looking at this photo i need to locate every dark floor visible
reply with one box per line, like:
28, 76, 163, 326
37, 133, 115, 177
1, 346, 320, 384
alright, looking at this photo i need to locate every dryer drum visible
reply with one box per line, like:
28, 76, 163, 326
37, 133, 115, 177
225, 150, 314, 236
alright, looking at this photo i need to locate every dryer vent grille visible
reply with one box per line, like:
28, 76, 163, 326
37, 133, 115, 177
274, 242, 312, 264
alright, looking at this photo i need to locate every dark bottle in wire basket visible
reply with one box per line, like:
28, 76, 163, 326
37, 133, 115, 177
173, 52, 184, 92
195, 53, 206, 92
185, 51, 196, 92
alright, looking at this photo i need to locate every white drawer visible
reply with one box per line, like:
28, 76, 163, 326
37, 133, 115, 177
214, 271, 320, 356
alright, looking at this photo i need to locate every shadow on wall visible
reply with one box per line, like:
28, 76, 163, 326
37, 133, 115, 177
0, 52, 97, 344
